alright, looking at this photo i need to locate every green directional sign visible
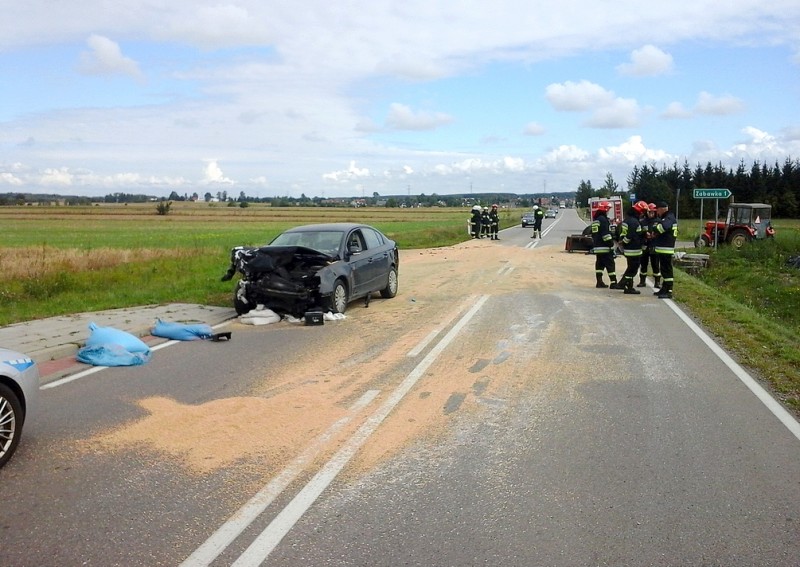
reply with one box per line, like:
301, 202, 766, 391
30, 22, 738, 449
693, 188, 731, 199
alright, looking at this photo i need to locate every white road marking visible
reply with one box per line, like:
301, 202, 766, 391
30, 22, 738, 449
229, 295, 491, 567
406, 294, 482, 357
40, 366, 105, 389
407, 328, 442, 357
180, 389, 381, 567
662, 297, 800, 441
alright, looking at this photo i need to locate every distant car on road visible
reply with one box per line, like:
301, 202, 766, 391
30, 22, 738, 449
521, 212, 536, 227
0, 348, 39, 469
222, 223, 399, 317
545, 209, 557, 218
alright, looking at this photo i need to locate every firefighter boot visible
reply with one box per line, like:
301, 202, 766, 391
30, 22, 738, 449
637, 274, 647, 287
624, 278, 641, 294
657, 281, 673, 299
608, 277, 619, 289
595, 274, 608, 288
652, 275, 662, 295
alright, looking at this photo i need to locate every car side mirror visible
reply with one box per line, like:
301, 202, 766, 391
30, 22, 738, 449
349, 244, 362, 255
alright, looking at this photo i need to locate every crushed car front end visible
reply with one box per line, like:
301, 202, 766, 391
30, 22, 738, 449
222, 245, 339, 317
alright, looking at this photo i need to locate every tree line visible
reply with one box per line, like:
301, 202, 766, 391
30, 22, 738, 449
575, 158, 800, 218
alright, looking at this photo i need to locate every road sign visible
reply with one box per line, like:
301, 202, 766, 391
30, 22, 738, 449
693, 188, 731, 199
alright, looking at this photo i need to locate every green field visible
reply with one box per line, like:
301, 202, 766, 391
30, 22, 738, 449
1, 203, 798, 414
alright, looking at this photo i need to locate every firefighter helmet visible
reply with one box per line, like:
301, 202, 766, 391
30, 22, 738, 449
633, 200, 649, 213
595, 201, 611, 212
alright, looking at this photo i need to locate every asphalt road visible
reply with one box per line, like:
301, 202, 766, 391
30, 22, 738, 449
2, 208, 799, 566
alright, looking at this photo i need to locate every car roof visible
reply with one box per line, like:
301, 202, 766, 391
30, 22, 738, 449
283, 223, 368, 233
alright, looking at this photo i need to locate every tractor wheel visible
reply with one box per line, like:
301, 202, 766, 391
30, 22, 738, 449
693, 235, 709, 248
728, 229, 750, 249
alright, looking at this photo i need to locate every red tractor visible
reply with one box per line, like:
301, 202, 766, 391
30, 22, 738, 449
694, 203, 775, 249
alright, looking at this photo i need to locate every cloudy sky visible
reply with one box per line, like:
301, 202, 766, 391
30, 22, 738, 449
2, 1, 799, 199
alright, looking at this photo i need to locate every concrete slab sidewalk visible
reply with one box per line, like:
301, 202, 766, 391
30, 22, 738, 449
0, 303, 238, 366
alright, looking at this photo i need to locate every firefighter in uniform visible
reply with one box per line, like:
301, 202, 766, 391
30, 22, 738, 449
590, 201, 619, 288
480, 207, 491, 238
618, 201, 648, 294
652, 200, 678, 298
488, 204, 500, 240
530, 205, 545, 239
638, 203, 658, 287
469, 205, 482, 238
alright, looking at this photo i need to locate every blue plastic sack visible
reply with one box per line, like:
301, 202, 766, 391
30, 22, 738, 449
76, 344, 152, 366
85, 322, 151, 353
151, 318, 213, 341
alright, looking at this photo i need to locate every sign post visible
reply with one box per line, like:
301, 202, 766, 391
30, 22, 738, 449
693, 188, 732, 249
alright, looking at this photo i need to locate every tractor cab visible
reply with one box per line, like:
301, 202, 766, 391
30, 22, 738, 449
695, 203, 775, 249
728, 203, 772, 240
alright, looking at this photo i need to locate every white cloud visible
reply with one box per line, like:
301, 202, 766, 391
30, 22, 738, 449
0, 172, 23, 186
523, 122, 546, 135
597, 135, 672, 163
661, 102, 692, 119
385, 103, 453, 131
546, 81, 642, 128
585, 98, 643, 128
617, 45, 674, 76
694, 91, 745, 115
202, 160, 234, 184
77, 35, 144, 81
545, 80, 615, 111
323, 161, 371, 182
41, 168, 74, 186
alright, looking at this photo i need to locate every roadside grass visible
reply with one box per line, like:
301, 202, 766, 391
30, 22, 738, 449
2, 204, 797, 416
674, 221, 800, 414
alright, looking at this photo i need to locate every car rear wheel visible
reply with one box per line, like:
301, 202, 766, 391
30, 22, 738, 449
0, 383, 23, 469
380, 267, 398, 298
326, 279, 349, 314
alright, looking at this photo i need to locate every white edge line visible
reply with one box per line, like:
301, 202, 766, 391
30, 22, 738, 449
230, 294, 491, 567
180, 389, 381, 567
407, 328, 441, 358
664, 298, 800, 441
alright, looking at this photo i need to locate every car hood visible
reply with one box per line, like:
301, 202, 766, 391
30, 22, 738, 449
254, 245, 338, 262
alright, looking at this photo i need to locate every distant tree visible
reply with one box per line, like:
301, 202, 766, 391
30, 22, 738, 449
155, 199, 172, 215
575, 180, 593, 207
598, 172, 618, 197
204, 192, 213, 202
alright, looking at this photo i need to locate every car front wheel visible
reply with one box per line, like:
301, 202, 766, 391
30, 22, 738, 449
0, 383, 23, 469
380, 267, 398, 298
326, 279, 349, 314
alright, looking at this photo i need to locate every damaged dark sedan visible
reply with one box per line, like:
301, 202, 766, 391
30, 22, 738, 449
221, 223, 399, 317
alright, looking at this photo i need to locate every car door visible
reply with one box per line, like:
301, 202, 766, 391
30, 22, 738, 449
345, 229, 371, 297
361, 227, 391, 291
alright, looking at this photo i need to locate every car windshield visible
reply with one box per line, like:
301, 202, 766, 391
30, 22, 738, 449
270, 230, 343, 256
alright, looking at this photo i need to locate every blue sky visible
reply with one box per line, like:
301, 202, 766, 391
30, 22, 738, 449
1, 1, 799, 198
